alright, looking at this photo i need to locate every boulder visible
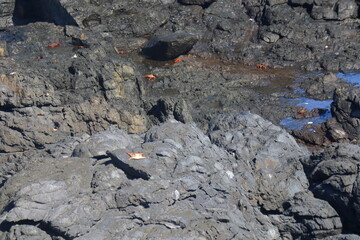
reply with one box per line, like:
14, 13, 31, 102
208, 112, 310, 212
332, 87, 360, 140
141, 31, 198, 60
0, 0, 14, 29
303, 144, 360, 234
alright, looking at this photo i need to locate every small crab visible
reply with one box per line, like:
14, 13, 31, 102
48, 42, 61, 48
144, 74, 157, 82
256, 64, 267, 70
125, 152, 148, 160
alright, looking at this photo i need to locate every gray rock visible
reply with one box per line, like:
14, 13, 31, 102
142, 31, 198, 60
267, 0, 288, 6
208, 112, 310, 212
0, 41, 9, 57
260, 31, 280, 43
324, 234, 360, 240
279, 192, 342, 239
303, 144, 360, 233
7, 225, 52, 240
0, 0, 14, 29
72, 126, 136, 158
302, 73, 349, 100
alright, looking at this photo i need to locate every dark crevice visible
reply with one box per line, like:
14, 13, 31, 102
107, 151, 151, 180
13, 0, 78, 27
0, 219, 71, 240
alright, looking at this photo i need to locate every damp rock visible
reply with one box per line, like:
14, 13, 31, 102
142, 31, 198, 60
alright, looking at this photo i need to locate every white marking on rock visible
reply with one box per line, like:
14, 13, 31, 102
226, 170, 234, 179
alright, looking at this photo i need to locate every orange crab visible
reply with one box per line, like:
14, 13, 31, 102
144, 74, 157, 82
256, 64, 267, 70
48, 42, 61, 48
125, 152, 148, 160
114, 47, 127, 54
173, 58, 183, 63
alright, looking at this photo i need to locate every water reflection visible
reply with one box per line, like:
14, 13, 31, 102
336, 72, 360, 87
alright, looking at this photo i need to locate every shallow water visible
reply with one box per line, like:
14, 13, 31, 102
336, 72, 360, 86
279, 97, 333, 130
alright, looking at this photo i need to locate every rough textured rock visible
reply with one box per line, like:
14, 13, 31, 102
141, 31, 198, 60
0, 0, 14, 29
279, 191, 342, 239
332, 87, 360, 140
302, 144, 360, 234
208, 112, 310, 212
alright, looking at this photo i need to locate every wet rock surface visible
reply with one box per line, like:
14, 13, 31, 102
1, 0, 360, 239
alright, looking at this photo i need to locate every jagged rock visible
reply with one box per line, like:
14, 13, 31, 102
72, 126, 136, 158
301, 73, 350, 100
0, 0, 14, 29
141, 31, 198, 60
324, 235, 360, 240
303, 144, 360, 234
311, 0, 358, 20
208, 112, 310, 212
279, 191, 342, 239
332, 87, 360, 140
7, 225, 52, 240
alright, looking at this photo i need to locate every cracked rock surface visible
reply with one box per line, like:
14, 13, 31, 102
0, 114, 344, 239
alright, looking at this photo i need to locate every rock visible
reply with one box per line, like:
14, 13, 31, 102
332, 87, 360, 140
72, 126, 136, 158
279, 192, 342, 239
141, 31, 198, 60
336, 0, 358, 20
260, 31, 280, 43
0, 41, 9, 57
146, 98, 193, 124
178, 0, 216, 6
208, 112, 310, 212
325, 117, 348, 142
324, 235, 360, 240
303, 144, 360, 234
7, 225, 52, 240
311, 0, 358, 20
267, 0, 288, 6
301, 73, 349, 100
0, 0, 14, 29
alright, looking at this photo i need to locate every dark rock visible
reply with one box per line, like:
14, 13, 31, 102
72, 126, 136, 158
145, 98, 193, 124
141, 31, 198, 60
178, 0, 216, 6
324, 234, 360, 240
0, 0, 14, 29
332, 87, 360, 140
301, 73, 349, 100
303, 144, 360, 234
325, 117, 349, 142
279, 191, 342, 239
311, 0, 358, 20
292, 124, 329, 145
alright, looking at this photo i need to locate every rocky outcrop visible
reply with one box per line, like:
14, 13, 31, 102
302, 144, 360, 234
0, 117, 344, 239
142, 31, 198, 60
332, 87, 360, 140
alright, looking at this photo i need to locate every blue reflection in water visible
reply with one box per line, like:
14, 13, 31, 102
336, 72, 360, 87
279, 111, 332, 130
280, 97, 332, 111
279, 97, 333, 130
